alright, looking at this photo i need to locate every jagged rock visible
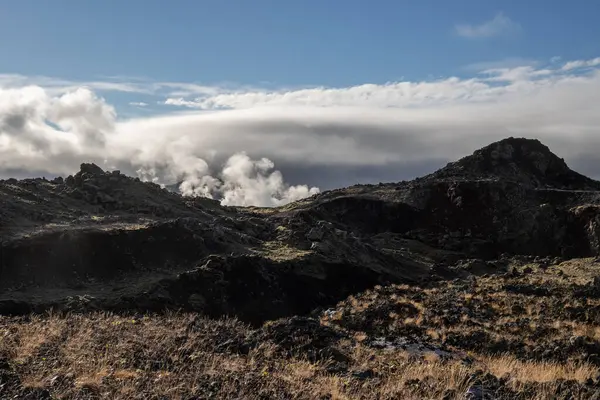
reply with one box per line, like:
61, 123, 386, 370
2, 136, 600, 325
82, 182, 100, 193
307, 227, 325, 241
96, 192, 116, 204
435, 137, 600, 189
78, 163, 105, 176
351, 369, 376, 380
188, 293, 206, 311
310, 241, 331, 252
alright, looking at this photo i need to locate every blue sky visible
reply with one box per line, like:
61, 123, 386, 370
1, 0, 598, 86
1, 1, 600, 205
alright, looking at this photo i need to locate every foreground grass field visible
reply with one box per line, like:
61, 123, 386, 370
0, 312, 597, 400
2, 259, 600, 399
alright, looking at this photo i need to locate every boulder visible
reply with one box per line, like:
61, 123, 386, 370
79, 163, 105, 176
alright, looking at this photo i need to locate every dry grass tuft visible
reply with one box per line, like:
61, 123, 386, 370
483, 355, 597, 383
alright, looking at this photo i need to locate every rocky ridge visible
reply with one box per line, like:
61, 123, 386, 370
1, 137, 600, 399
2, 137, 600, 321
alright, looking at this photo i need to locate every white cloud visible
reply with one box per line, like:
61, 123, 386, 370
159, 66, 569, 110
157, 82, 228, 97
561, 57, 600, 71
1, 57, 600, 206
164, 98, 205, 108
478, 66, 554, 82
129, 102, 148, 107
0, 86, 114, 174
455, 12, 521, 39
0, 74, 155, 96
163, 78, 498, 110
463, 57, 538, 72
0, 74, 246, 99
194, 153, 319, 206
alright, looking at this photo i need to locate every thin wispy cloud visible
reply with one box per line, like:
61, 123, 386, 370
160, 60, 593, 110
561, 57, 600, 71
463, 57, 538, 72
0, 74, 264, 105
455, 12, 521, 39
1, 56, 600, 206
0, 74, 157, 96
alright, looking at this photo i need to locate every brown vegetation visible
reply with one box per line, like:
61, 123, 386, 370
2, 258, 600, 399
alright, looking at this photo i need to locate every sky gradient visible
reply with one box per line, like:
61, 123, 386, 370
1, 1, 598, 80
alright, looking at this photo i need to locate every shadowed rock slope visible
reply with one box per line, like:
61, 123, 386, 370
1, 137, 600, 325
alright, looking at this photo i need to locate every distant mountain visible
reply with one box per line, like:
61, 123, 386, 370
428, 137, 600, 189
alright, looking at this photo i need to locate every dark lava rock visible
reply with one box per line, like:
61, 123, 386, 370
244, 317, 349, 362
3, 136, 600, 325
0, 359, 21, 396
433, 137, 600, 190
325, 362, 349, 375
78, 163, 105, 177
351, 369, 376, 380
504, 284, 553, 297
0, 300, 32, 315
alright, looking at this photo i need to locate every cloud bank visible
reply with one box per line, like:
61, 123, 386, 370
1, 57, 600, 206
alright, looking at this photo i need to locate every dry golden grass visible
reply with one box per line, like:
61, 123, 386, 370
259, 241, 312, 261
483, 354, 597, 383
1, 311, 598, 399
2, 258, 600, 398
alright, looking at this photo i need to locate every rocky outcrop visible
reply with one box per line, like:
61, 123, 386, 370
285, 137, 600, 259
0, 218, 229, 286
2, 137, 600, 322
430, 137, 600, 190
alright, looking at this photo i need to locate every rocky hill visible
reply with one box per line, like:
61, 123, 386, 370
1, 137, 600, 399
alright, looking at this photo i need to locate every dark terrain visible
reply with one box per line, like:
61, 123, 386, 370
1, 137, 600, 399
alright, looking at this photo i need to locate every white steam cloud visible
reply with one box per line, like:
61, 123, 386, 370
0, 86, 319, 206
137, 151, 319, 207
194, 153, 319, 206
1, 56, 600, 206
